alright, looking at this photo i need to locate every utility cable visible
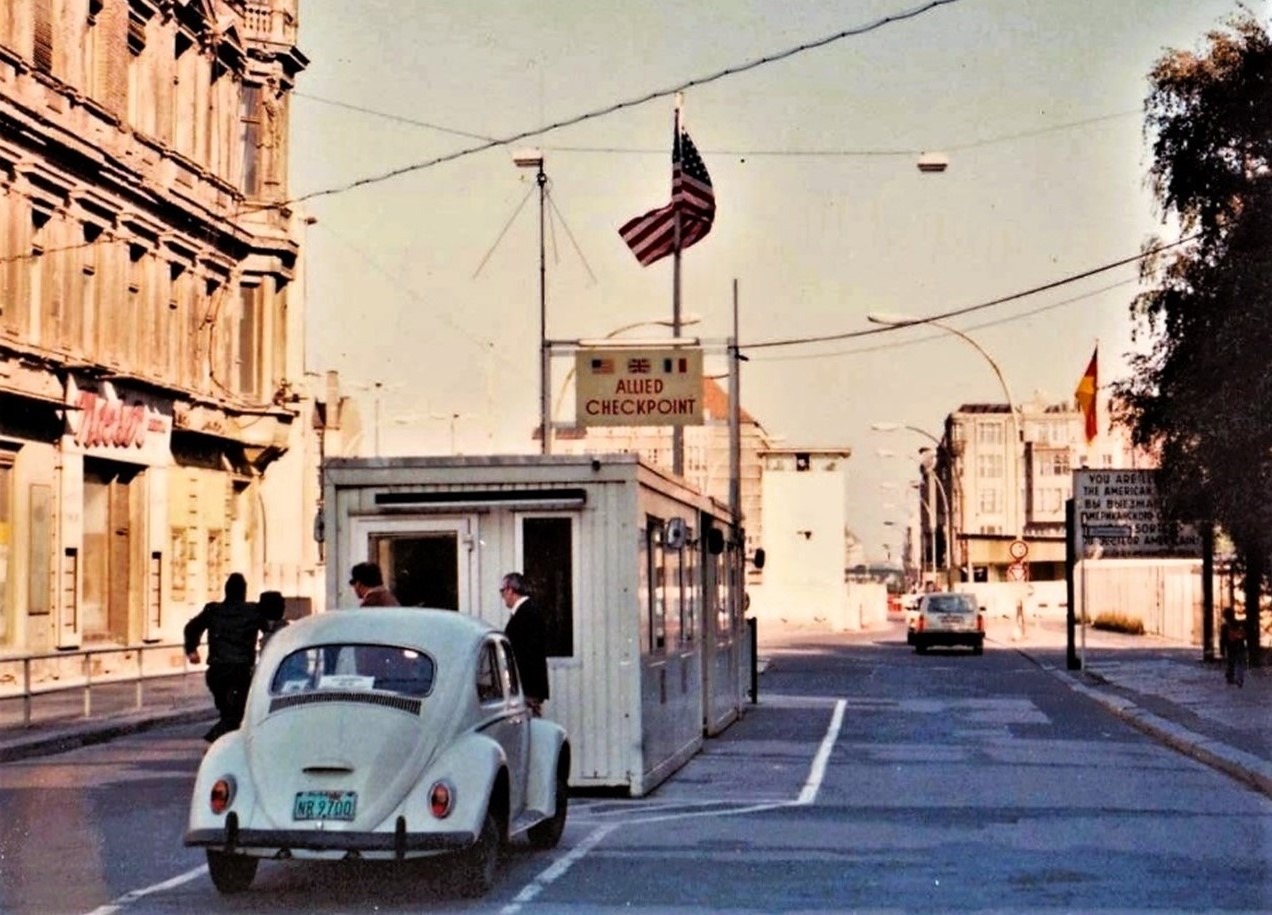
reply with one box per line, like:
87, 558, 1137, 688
742, 234, 1198, 351
283, 0, 963, 207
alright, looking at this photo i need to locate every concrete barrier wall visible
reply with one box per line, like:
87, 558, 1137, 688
745, 581, 887, 632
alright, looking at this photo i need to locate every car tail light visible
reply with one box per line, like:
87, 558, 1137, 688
210, 776, 236, 815
916, 616, 925, 632
976, 614, 985, 632
429, 781, 454, 819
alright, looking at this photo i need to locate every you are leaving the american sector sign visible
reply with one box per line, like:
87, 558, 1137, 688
1073, 468, 1201, 559
575, 346, 703, 427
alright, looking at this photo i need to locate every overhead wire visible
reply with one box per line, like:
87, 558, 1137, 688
752, 277, 1139, 362
281, 0, 965, 207
741, 234, 1199, 351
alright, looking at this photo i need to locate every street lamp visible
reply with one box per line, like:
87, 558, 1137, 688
867, 313, 1022, 541
514, 150, 549, 455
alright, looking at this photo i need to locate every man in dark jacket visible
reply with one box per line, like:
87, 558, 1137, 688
184, 573, 263, 742
500, 572, 549, 716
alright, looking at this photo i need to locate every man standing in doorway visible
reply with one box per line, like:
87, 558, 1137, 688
500, 572, 549, 717
184, 572, 263, 742
349, 561, 400, 607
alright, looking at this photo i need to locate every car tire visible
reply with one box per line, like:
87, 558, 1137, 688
454, 808, 500, 898
972, 639, 984, 655
914, 641, 927, 654
528, 766, 569, 850
206, 850, 257, 894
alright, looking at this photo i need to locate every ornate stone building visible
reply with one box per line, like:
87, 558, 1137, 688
0, 0, 315, 655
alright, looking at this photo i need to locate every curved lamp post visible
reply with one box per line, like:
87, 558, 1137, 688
867, 313, 1022, 541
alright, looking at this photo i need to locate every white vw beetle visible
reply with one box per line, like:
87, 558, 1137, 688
185, 607, 570, 896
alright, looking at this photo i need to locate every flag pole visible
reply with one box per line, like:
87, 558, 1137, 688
672, 94, 685, 477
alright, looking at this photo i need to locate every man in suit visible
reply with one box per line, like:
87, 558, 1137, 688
500, 572, 549, 716
349, 561, 400, 607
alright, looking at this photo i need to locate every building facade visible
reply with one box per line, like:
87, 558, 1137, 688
0, 0, 316, 656
934, 393, 1146, 584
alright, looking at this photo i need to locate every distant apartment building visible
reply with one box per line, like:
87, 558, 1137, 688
0, 0, 318, 655
552, 377, 772, 566
933, 393, 1146, 583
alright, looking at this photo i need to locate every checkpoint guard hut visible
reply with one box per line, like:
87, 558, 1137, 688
323, 453, 751, 797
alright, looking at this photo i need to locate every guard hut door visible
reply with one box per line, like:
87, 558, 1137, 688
349, 517, 476, 613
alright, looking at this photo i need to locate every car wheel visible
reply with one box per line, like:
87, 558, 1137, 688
454, 809, 499, 898
914, 641, 928, 654
528, 766, 569, 850
206, 849, 257, 894
973, 639, 984, 656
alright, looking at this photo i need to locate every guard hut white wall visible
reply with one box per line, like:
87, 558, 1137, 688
323, 454, 749, 796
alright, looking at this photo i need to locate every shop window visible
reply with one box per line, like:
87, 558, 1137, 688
520, 516, 574, 657
0, 457, 11, 641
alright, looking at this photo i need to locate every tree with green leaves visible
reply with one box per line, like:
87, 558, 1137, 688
1118, 12, 1271, 662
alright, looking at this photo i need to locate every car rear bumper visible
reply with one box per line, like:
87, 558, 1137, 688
185, 821, 475, 856
915, 631, 983, 647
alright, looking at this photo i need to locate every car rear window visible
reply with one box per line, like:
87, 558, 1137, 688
269, 644, 436, 698
927, 595, 975, 614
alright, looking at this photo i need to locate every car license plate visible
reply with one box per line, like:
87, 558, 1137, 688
938, 614, 964, 628
293, 790, 357, 821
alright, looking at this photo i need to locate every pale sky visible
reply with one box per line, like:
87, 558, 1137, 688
291, 0, 1247, 559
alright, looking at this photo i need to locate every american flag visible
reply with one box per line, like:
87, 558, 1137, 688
619, 128, 715, 267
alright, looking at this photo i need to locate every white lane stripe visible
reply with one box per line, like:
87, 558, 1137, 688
500, 823, 617, 915
82, 864, 208, 915
797, 698, 845, 805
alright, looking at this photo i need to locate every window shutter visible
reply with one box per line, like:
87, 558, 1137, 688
33, 0, 53, 72
96, 0, 128, 112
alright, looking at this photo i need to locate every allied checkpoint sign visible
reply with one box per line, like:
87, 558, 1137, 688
1073, 468, 1202, 559
575, 347, 703, 427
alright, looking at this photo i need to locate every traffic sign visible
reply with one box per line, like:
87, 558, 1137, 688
1006, 562, 1028, 582
1008, 539, 1029, 561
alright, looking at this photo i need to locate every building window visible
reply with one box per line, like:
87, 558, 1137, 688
239, 83, 262, 195
976, 422, 1004, 445
237, 282, 262, 397
1040, 451, 1070, 476
976, 453, 1003, 478
520, 515, 574, 658
979, 488, 1002, 513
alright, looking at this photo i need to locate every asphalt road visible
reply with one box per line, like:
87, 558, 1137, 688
1, 623, 1268, 914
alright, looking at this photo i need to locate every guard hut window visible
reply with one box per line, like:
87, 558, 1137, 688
643, 518, 667, 654
520, 516, 574, 657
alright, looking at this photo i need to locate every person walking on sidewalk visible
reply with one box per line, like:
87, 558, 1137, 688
184, 573, 265, 741
1221, 607, 1247, 688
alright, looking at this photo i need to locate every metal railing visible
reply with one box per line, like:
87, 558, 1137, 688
0, 642, 204, 730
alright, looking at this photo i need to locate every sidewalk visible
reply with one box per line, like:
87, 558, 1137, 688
0, 670, 215, 762
987, 613, 1271, 798
0, 620, 1267, 802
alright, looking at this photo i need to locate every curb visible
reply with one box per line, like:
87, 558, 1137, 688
0, 707, 215, 764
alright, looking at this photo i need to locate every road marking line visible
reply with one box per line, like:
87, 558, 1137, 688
500, 823, 617, 915
82, 864, 208, 915
797, 697, 845, 805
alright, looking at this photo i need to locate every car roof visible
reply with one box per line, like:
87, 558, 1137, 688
266, 607, 498, 656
